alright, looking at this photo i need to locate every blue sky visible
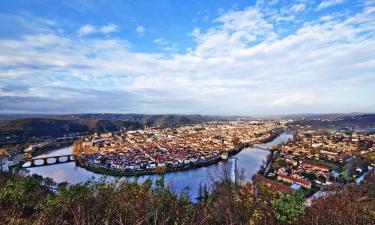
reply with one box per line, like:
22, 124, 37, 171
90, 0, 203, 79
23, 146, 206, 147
0, 0, 374, 115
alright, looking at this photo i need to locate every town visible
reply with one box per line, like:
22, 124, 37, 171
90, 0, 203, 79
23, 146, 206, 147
74, 121, 285, 175
257, 129, 375, 198
2, 119, 375, 200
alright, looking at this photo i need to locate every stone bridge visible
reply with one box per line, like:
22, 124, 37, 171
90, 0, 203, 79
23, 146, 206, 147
21, 154, 75, 168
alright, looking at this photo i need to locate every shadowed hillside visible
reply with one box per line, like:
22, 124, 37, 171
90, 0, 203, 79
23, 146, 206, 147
0, 118, 143, 145
0, 114, 219, 145
288, 114, 375, 129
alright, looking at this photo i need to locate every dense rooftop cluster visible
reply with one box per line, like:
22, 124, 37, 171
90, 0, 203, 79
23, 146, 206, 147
76, 121, 283, 173
262, 129, 375, 194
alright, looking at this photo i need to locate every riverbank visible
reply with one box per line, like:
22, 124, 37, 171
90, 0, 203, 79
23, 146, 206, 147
76, 129, 284, 177
260, 129, 294, 177
76, 156, 222, 177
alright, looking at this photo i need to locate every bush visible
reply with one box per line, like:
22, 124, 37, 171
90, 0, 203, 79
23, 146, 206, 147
0, 171, 374, 225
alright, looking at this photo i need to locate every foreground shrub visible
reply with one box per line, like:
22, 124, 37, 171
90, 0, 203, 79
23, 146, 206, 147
0, 171, 374, 225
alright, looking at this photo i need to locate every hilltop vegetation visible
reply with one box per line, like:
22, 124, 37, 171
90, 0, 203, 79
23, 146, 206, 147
288, 114, 375, 129
0, 118, 88, 138
0, 118, 143, 144
0, 113, 217, 127
0, 114, 217, 145
0, 170, 374, 225
52, 113, 216, 128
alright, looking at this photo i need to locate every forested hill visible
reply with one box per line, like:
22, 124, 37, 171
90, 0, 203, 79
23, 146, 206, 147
53, 113, 218, 128
0, 114, 219, 142
288, 114, 375, 129
0, 118, 144, 145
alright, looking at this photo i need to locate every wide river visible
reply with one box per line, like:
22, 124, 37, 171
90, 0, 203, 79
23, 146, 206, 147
26, 133, 293, 200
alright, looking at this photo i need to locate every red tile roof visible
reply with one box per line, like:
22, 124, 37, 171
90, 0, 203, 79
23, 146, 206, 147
278, 174, 311, 187
254, 175, 293, 193
304, 162, 329, 170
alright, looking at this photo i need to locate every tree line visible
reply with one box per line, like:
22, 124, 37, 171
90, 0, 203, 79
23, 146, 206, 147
0, 170, 374, 225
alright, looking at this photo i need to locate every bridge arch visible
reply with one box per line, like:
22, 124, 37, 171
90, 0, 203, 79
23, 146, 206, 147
20, 154, 75, 168
47, 157, 57, 164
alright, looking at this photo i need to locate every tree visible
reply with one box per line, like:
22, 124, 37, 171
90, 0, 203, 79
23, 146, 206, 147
301, 171, 317, 180
155, 166, 167, 174
271, 191, 305, 224
0, 175, 48, 224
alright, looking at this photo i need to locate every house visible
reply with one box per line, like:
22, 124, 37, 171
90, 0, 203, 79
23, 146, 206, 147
254, 175, 292, 193
158, 162, 166, 167
278, 174, 311, 189
147, 163, 156, 169
303, 162, 329, 172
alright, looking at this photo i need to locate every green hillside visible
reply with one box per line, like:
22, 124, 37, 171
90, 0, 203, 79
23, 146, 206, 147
0, 114, 217, 145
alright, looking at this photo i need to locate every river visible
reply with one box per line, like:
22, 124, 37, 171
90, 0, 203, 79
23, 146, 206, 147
26, 132, 293, 200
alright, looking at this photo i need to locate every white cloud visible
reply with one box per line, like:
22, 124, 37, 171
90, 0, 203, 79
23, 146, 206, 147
317, 0, 345, 11
1, 3, 375, 114
290, 3, 306, 13
78, 23, 118, 37
78, 24, 96, 36
99, 24, 118, 34
191, 7, 276, 57
154, 38, 179, 53
136, 26, 145, 35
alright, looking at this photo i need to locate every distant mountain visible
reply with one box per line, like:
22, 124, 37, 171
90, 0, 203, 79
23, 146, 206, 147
0, 114, 52, 121
288, 114, 375, 129
0, 118, 144, 145
48, 113, 220, 128
266, 113, 364, 120
0, 114, 221, 145
0, 113, 219, 125
0, 118, 87, 138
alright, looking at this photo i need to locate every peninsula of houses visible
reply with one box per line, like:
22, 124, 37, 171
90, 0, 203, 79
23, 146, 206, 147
74, 121, 284, 175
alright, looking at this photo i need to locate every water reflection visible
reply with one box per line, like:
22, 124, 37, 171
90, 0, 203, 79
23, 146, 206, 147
34, 159, 44, 166
47, 158, 57, 164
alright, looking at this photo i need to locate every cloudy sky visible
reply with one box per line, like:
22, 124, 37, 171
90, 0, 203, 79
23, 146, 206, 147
0, 0, 374, 115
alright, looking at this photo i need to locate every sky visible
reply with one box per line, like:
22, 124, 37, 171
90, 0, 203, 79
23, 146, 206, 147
0, 0, 374, 115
